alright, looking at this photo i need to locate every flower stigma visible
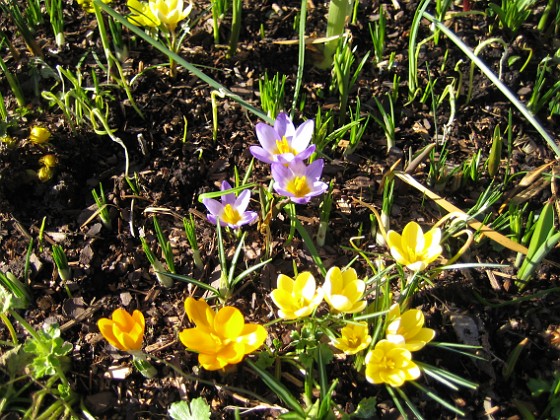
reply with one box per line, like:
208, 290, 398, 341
222, 204, 242, 225
286, 176, 311, 197
274, 136, 296, 155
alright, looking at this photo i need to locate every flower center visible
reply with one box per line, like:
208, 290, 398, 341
274, 136, 296, 155
381, 355, 396, 370
222, 204, 242, 225
286, 176, 311, 197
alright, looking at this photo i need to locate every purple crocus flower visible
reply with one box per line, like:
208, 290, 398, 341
202, 181, 258, 228
250, 112, 315, 164
271, 159, 328, 204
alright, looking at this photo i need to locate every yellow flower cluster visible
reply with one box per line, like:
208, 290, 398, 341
37, 154, 58, 183
270, 266, 367, 320
364, 304, 435, 387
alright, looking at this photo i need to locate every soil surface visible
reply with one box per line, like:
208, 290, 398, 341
1, 0, 560, 419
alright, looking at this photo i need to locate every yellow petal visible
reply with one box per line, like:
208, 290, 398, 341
214, 307, 244, 339
185, 297, 213, 329
402, 221, 424, 256
179, 327, 218, 354
276, 274, 294, 292
198, 353, 227, 371
238, 324, 267, 353
293, 272, 316, 301
98, 318, 125, 351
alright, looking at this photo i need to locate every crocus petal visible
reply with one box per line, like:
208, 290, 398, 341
179, 327, 218, 354
111, 308, 134, 330
198, 353, 227, 371
401, 222, 424, 256
306, 159, 324, 180
214, 307, 245, 339
202, 198, 224, 218
274, 113, 295, 139
239, 211, 258, 226
276, 274, 295, 292
98, 319, 123, 350
238, 324, 267, 353
294, 272, 316, 301
292, 119, 314, 150
249, 145, 274, 164
256, 123, 280, 152
184, 297, 213, 330
234, 189, 251, 213
293, 145, 316, 161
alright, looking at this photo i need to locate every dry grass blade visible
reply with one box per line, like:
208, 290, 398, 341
393, 171, 529, 255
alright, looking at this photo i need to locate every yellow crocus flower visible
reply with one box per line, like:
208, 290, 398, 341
127, 0, 160, 27
98, 308, 145, 352
270, 272, 324, 320
364, 340, 421, 387
37, 166, 55, 183
331, 322, 372, 355
385, 304, 435, 351
323, 266, 366, 314
76, 0, 112, 14
386, 221, 442, 271
179, 297, 267, 371
29, 126, 51, 145
39, 154, 58, 168
149, 0, 192, 32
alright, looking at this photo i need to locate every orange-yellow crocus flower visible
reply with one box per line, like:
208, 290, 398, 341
331, 322, 372, 355
386, 221, 442, 271
179, 297, 267, 371
323, 266, 366, 314
364, 340, 421, 387
98, 308, 145, 352
270, 272, 324, 320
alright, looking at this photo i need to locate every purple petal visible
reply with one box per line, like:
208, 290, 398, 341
272, 184, 291, 198
256, 123, 280, 151
239, 211, 258, 226
310, 181, 328, 196
234, 189, 251, 212
287, 160, 308, 177
207, 214, 218, 224
274, 113, 295, 139
202, 198, 224, 217
276, 153, 296, 165
292, 119, 314, 151
291, 196, 312, 204
271, 163, 290, 186
249, 146, 274, 164
294, 145, 316, 161
306, 159, 324, 180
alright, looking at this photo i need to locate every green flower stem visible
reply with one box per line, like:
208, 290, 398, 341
130, 352, 157, 378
